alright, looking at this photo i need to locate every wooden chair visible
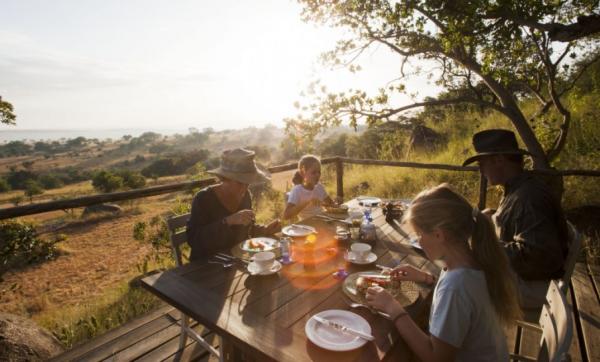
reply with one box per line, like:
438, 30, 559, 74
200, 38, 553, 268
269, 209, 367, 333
558, 221, 582, 294
511, 280, 573, 362
167, 213, 223, 361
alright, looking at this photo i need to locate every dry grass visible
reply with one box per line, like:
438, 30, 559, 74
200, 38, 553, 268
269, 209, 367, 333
0, 179, 190, 345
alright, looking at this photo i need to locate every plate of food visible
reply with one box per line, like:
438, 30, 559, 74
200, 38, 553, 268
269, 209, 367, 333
305, 309, 371, 351
342, 271, 419, 307
240, 237, 279, 253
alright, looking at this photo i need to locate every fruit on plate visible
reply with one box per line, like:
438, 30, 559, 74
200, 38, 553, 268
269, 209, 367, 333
356, 275, 400, 296
247, 239, 265, 250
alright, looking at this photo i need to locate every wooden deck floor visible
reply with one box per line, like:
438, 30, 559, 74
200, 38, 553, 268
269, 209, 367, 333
49, 305, 219, 362
52, 262, 600, 362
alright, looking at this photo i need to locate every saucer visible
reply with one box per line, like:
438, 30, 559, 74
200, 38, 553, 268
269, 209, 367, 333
344, 251, 377, 265
247, 260, 282, 276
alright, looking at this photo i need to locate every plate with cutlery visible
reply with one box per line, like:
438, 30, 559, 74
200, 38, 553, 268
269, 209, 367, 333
305, 309, 372, 351
282, 224, 317, 237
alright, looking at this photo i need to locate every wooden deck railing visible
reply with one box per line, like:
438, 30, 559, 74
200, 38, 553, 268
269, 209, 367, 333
1, 156, 600, 220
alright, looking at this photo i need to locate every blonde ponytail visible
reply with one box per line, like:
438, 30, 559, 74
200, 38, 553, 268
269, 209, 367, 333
471, 210, 522, 324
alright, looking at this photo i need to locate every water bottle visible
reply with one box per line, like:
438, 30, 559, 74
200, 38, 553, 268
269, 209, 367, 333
361, 210, 377, 244
280, 237, 291, 264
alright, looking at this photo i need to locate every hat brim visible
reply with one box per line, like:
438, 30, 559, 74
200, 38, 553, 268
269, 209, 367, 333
207, 167, 270, 185
462, 149, 530, 166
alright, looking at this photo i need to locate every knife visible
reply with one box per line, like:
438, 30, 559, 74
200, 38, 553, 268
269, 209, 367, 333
290, 224, 317, 233
358, 274, 392, 280
312, 315, 375, 341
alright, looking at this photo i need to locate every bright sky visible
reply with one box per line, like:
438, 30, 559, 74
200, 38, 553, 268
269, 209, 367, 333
0, 0, 441, 131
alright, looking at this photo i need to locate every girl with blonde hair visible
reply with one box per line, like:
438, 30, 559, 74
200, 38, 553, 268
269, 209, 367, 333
283, 154, 335, 220
367, 183, 521, 362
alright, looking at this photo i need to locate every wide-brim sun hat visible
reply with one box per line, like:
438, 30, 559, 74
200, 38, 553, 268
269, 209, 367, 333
207, 148, 270, 185
462, 129, 531, 166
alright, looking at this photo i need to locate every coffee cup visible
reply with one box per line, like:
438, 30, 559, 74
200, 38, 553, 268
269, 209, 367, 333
253, 251, 276, 271
350, 243, 371, 261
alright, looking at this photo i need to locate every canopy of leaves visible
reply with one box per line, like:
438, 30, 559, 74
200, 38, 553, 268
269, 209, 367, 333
0, 97, 16, 125
290, 0, 600, 167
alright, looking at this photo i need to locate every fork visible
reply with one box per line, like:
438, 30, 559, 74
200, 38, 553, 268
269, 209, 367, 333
347, 302, 392, 319
342, 296, 391, 319
208, 260, 234, 268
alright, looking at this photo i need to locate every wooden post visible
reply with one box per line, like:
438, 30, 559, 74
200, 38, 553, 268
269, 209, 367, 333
336, 157, 344, 201
478, 173, 487, 210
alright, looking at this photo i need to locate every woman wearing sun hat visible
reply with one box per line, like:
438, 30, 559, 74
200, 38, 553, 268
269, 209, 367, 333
186, 148, 280, 260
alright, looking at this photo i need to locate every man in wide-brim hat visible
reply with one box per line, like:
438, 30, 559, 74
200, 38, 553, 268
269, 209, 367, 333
465, 129, 568, 309
186, 148, 280, 261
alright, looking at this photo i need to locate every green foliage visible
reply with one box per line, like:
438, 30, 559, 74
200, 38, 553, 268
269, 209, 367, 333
92, 170, 123, 193
24, 180, 44, 201
0, 97, 16, 125
0, 177, 10, 192
141, 149, 210, 178
0, 220, 58, 275
0, 141, 32, 158
290, 0, 600, 167
116, 170, 146, 189
133, 221, 146, 241
38, 174, 64, 189
316, 133, 348, 157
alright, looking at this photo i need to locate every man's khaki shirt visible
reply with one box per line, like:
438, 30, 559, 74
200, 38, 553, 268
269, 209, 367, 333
493, 173, 568, 281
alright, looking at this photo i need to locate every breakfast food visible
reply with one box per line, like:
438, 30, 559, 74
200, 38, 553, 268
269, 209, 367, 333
247, 239, 265, 250
355, 275, 400, 296
324, 205, 349, 215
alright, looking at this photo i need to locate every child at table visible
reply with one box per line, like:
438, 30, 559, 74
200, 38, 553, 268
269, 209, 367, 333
366, 184, 521, 362
283, 155, 335, 220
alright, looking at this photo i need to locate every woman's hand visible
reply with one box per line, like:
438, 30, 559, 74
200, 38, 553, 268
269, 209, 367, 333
390, 264, 431, 284
225, 209, 255, 226
365, 286, 405, 318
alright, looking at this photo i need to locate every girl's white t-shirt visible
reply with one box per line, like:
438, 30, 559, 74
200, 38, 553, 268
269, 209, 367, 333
287, 183, 328, 220
429, 268, 509, 362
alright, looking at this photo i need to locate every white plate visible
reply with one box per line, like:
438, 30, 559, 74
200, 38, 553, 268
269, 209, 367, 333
247, 260, 282, 275
305, 309, 371, 351
357, 196, 382, 207
282, 224, 316, 237
240, 237, 279, 252
344, 251, 377, 265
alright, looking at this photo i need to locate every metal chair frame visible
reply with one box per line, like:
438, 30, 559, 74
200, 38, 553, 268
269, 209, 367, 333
167, 213, 223, 361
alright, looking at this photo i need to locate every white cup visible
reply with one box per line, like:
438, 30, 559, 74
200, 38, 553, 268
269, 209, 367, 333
253, 251, 275, 271
350, 243, 371, 261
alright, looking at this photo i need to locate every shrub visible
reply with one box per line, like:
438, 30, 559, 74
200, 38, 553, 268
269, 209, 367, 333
0, 177, 10, 192
0, 220, 58, 275
39, 174, 64, 189
116, 170, 146, 189
24, 180, 44, 201
92, 170, 123, 193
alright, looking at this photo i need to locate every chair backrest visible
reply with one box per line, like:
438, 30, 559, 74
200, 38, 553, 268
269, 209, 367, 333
167, 213, 191, 267
560, 221, 583, 294
538, 280, 573, 362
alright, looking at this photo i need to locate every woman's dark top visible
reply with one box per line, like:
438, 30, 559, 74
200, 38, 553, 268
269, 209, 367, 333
186, 186, 262, 261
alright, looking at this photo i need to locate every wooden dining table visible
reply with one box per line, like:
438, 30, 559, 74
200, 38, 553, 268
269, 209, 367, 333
141, 198, 441, 361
